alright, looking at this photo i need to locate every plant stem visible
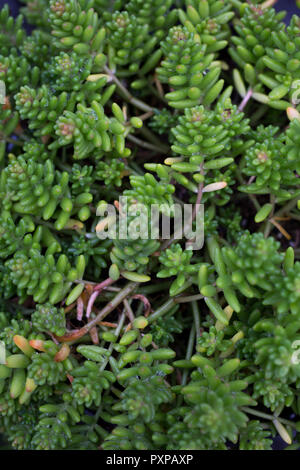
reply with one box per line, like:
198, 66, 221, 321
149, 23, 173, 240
139, 124, 169, 150
94, 309, 126, 428
263, 194, 276, 238
162, 167, 204, 251
191, 300, 201, 339
123, 298, 135, 323
181, 324, 196, 387
138, 111, 154, 121
239, 89, 253, 111
127, 133, 169, 154
86, 277, 116, 318
148, 298, 176, 324
56, 282, 138, 341
242, 407, 297, 429
274, 198, 299, 219
288, 212, 300, 222
99, 311, 126, 373
175, 293, 204, 303
235, 168, 261, 211
147, 81, 168, 104
104, 65, 155, 113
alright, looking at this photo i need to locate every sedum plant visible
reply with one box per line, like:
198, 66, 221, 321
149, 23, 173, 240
1, 0, 300, 451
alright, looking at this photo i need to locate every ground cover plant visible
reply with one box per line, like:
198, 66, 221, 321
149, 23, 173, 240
1, 0, 300, 450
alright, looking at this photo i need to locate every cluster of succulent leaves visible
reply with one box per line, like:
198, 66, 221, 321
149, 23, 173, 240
1, 0, 300, 451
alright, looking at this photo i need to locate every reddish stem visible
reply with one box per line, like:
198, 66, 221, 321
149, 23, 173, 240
90, 326, 99, 344
77, 296, 84, 321
86, 277, 116, 318
93, 277, 116, 292
131, 294, 152, 317
55, 282, 138, 342
239, 89, 253, 112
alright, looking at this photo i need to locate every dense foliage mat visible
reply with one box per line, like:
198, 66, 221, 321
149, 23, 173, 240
1, 0, 300, 450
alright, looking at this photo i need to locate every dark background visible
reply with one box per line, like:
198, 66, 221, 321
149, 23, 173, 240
0, 0, 298, 452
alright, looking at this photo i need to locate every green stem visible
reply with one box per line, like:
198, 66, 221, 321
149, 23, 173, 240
235, 168, 261, 211
181, 324, 196, 387
104, 65, 155, 113
148, 280, 195, 324
191, 300, 201, 339
127, 133, 168, 154
146, 81, 168, 104
139, 124, 169, 151
93, 311, 127, 425
175, 293, 204, 303
148, 298, 176, 324
274, 198, 299, 218
288, 212, 300, 222
263, 194, 276, 238
242, 407, 297, 429
99, 311, 126, 372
